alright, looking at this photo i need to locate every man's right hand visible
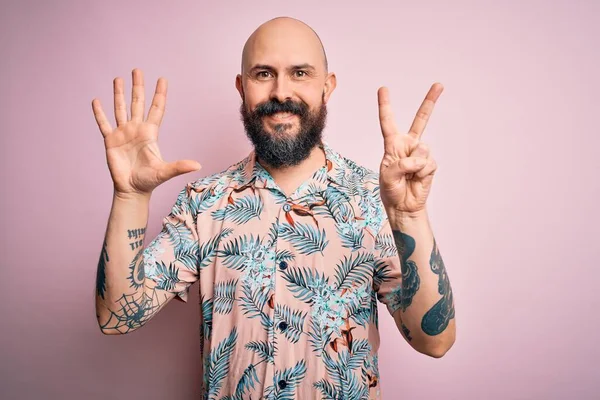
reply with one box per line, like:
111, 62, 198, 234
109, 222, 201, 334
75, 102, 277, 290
92, 68, 202, 198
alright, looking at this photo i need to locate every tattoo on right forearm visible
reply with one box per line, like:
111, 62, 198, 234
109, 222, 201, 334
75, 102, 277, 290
96, 240, 109, 299
99, 286, 164, 334
127, 248, 145, 290
128, 227, 146, 251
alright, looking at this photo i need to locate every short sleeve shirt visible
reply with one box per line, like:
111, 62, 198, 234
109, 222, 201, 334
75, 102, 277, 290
142, 142, 405, 399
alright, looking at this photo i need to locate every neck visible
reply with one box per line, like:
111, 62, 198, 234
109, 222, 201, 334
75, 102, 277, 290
257, 144, 326, 196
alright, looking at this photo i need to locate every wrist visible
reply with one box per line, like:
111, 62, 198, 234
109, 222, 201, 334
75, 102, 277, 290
386, 207, 428, 228
113, 190, 152, 203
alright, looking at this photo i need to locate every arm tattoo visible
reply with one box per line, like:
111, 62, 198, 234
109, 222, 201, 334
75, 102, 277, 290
127, 227, 146, 251
392, 230, 421, 312
401, 322, 413, 342
127, 248, 145, 289
96, 240, 109, 299
421, 238, 455, 336
97, 227, 163, 333
99, 286, 165, 334
127, 227, 147, 289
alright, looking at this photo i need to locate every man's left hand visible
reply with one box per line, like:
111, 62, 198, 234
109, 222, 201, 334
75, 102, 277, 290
377, 83, 443, 218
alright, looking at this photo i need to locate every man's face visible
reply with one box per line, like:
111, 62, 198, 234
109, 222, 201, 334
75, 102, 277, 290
239, 93, 327, 168
236, 21, 336, 167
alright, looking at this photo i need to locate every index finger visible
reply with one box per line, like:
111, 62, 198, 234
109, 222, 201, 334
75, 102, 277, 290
377, 86, 400, 143
146, 77, 168, 126
408, 82, 444, 140
91, 99, 113, 138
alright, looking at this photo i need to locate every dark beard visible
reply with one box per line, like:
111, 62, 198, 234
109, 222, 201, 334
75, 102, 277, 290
240, 95, 327, 168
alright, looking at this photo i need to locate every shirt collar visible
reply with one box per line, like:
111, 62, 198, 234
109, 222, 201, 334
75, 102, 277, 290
232, 141, 346, 197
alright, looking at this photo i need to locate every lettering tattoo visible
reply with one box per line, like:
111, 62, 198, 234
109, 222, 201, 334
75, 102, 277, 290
127, 227, 146, 251
96, 240, 109, 299
421, 238, 455, 336
391, 230, 421, 312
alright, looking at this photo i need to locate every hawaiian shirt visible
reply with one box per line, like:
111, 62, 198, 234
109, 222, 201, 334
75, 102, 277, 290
142, 142, 404, 399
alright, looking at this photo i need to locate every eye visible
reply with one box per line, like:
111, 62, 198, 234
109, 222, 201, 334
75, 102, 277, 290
256, 71, 272, 79
294, 70, 307, 78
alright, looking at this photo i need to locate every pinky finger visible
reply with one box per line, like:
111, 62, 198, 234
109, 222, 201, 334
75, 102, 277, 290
92, 99, 113, 138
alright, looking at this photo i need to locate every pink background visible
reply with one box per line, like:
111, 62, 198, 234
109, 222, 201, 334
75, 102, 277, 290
2, 0, 599, 399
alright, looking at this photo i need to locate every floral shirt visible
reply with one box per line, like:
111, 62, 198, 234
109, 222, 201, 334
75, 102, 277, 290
142, 143, 404, 399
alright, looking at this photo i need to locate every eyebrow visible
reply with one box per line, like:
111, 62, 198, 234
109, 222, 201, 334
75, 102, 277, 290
248, 63, 317, 74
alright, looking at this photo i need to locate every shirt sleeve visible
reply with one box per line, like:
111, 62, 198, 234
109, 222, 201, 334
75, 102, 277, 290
141, 182, 200, 303
372, 218, 420, 317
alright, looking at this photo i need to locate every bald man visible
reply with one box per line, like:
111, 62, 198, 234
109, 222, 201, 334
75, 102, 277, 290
93, 16, 455, 399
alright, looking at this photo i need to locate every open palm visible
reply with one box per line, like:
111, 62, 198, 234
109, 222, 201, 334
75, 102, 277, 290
91, 68, 201, 196
377, 83, 443, 216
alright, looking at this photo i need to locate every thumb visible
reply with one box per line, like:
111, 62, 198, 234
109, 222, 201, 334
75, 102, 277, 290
397, 157, 427, 174
160, 160, 202, 182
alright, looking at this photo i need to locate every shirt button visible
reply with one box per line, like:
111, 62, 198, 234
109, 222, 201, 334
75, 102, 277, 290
283, 203, 291, 212
278, 321, 288, 331
278, 380, 287, 389
279, 261, 288, 270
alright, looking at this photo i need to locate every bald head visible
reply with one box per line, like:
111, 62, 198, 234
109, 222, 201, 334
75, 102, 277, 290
241, 17, 328, 74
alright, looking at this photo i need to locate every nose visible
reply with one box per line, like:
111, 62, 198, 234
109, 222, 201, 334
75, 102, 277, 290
270, 75, 293, 103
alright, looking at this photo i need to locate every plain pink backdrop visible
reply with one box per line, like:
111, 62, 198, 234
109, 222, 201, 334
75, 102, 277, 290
2, 0, 599, 399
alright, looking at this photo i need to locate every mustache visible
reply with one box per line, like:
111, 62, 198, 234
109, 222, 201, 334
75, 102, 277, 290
253, 99, 308, 118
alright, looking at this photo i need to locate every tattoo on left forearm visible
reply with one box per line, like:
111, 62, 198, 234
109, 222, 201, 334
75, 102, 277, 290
392, 230, 421, 312
421, 238, 455, 336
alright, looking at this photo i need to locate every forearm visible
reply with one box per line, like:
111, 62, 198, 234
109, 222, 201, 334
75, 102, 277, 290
95, 192, 166, 334
387, 207, 456, 357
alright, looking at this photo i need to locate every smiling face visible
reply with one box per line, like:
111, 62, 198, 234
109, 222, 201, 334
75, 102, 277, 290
236, 17, 336, 167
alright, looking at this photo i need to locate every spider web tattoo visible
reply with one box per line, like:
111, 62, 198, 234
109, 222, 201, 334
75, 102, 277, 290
100, 288, 162, 334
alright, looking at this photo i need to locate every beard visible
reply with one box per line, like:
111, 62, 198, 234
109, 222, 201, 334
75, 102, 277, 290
240, 94, 328, 168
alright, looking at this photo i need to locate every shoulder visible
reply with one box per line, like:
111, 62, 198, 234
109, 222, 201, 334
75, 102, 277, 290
184, 155, 251, 195
172, 155, 252, 213
330, 149, 388, 236
331, 149, 381, 198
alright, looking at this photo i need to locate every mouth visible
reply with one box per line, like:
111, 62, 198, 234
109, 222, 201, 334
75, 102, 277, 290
265, 112, 297, 122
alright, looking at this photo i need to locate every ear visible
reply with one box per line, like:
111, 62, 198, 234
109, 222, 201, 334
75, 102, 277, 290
323, 72, 337, 104
235, 74, 244, 100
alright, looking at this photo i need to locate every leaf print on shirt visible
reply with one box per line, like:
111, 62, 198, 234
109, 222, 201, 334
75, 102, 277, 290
201, 294, 213, 340
274, 304, 307, 344
240, 280, 272, 329
278, 222, 329, 255
222, 363, 261, 400
281, 259, 373, 355
374, 232, 398, 259
146, 260, 179, 292
334, 252, 375, 290
213, 278, 238, 314
219, 233, 278, 330
199, 228, 234, 269
211, 194, 263, 224
263, 359, 307, 400
205, 327, 238, 400
245, 340, 275, 364
144, 216, 197, 272
315, 340, 373, 400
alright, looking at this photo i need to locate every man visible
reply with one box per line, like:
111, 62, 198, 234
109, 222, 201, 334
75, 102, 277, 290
92, 16, 455, 399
